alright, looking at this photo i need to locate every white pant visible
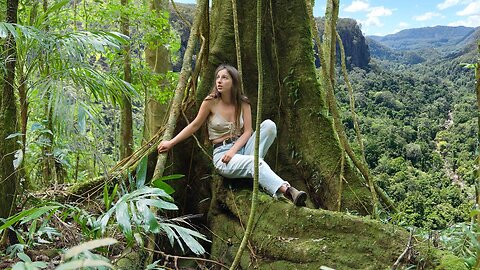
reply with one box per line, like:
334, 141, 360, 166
213, 119, 289, 197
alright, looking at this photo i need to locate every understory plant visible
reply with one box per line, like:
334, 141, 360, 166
0, 164, 207, 268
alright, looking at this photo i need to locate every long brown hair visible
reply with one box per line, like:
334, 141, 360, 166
207, 64, 249, 130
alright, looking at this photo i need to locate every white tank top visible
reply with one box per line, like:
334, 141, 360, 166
207, 109, 244, 140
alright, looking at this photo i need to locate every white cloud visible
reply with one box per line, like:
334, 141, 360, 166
414, 12, 441, 21
361, 6, 393, 26
437, 0, 463, 10
342, 2, 393, 29
363, 17, 381, 26
368, 6, 393, 17
344, 0, 370, 12
457, 1, 480, 16
448, 14, 480, 26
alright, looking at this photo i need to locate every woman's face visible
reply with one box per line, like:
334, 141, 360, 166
216, 69, 233, 94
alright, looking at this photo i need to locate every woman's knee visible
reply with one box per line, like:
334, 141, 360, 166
261, 119, 277, 137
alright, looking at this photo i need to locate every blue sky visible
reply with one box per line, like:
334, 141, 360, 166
173, 0, 480, 36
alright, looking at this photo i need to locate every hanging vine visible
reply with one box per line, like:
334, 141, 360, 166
336, 32, 365, 160
229, 0, 263, 268
269, 0, 283, 169
305, 0, 387, 217
152, 0, 208, 179
231, 0, 245, 92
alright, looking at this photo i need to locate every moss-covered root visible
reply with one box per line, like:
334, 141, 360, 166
209, 189, 466, 270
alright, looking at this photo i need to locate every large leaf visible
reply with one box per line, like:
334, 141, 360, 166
153, 174, 185, 182
115, 201, 133, 241
143, 199, 178, 211
151, 174, 184, 194
160, 223, 209, 255
135, 156, 148, 189
136, 201, 160, 233
0, 204, 61, 232
170, 224, 207, 255
64, 238, 118, 259
151, 180, 175, 195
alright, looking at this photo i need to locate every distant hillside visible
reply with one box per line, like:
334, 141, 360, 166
368, 25, 480, 64
449, 27, 480, 62
369, 26, 475, 51
366, 37, 425, 64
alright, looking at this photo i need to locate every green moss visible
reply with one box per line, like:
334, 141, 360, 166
209, 188, 464, 269
435, 252, 468, 270
211, 189, 399, 268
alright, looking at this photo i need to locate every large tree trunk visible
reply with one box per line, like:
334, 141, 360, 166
0, 0, 19, 246
193, 0, 370, 212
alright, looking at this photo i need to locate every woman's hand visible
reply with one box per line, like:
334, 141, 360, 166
221, 148, 237, 164
157, 140, 174, 153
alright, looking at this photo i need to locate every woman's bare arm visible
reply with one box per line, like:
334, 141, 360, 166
157, 99, 213, 152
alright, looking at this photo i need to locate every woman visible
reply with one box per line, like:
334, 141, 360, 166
157, 64, 307, 206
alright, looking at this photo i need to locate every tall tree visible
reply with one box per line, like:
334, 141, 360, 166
40, 0, 60, 185
143, 0, 171, 138
120, 0, 134, 159
0, 0, 19, 245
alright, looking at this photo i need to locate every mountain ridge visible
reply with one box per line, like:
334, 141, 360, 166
368, 25, 477, 52
367, 25, 479, 63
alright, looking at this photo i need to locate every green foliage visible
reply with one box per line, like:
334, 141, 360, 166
0, 0, 180, 187
0, 202, 98, 254
337, 55, 476, 230
98, 186, 178, 242
152, 174, 185, 195
11, 253, 48, 270
10, 238, 116, 270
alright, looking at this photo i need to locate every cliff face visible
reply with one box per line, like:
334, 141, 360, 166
315, 18, 371, 70
335, 18, 371, 69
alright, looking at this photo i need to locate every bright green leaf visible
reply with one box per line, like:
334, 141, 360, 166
151, 180, 175, 195
153, 174, 185, 182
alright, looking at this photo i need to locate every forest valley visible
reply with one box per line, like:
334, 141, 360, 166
0, 0, 479, 269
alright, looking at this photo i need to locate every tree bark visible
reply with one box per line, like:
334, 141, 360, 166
143, 0, 171, 179
120, 0, 134, 159
39, 0, 62, 185
0, 0, 19, 246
